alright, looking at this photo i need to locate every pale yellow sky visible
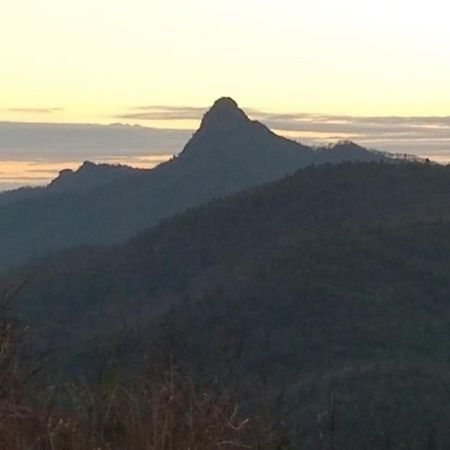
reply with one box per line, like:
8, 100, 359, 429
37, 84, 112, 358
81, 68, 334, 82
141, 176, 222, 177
1, 0, 450, 124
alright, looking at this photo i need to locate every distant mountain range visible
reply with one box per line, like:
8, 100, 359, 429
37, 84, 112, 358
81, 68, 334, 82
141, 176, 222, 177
5, 161, 450, 448
0, 97, 392, 270
0, 121, 189, 157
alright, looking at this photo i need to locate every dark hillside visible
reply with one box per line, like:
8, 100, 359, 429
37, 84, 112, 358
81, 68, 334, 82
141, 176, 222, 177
0, 98, 388, 270
5, 161, 450, 448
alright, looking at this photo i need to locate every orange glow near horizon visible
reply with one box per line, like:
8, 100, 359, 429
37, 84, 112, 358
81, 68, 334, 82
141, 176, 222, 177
1, 0, 450, 188
0, 155, 172, 190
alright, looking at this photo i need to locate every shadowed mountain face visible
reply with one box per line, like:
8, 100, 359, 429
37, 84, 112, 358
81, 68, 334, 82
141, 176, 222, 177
196, 97, 248, 133
5, 161, 450, 449
0, 97, 387, 269
47, 161, 141, 193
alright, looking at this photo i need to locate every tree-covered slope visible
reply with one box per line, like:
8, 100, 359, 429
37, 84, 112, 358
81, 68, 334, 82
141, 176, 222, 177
0, 98, 387, 270
5, 161, 450, 448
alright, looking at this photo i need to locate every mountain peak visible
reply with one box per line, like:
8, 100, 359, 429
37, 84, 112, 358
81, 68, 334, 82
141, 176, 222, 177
211, 97, 239, 110
198, 97, 250, 134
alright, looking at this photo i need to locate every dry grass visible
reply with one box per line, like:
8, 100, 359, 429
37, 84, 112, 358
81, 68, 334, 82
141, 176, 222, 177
0, 296, 283, 450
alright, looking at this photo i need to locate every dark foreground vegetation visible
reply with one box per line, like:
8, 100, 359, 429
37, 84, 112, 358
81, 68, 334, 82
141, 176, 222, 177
0, 297, 288, 449
4, 161, 450, 448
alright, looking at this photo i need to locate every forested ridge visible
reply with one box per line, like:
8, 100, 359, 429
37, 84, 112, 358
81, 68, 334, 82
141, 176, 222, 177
3, 161, 450, 448
0, 98, 387, 270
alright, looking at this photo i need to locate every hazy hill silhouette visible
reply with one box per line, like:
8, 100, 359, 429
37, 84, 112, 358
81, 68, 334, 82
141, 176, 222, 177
47, 161, 141, 193
0, 97, 388, 269
6, 161, 450, 448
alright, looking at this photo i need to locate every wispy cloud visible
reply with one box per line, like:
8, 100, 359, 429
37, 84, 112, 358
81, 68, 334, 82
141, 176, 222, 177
114, 104, 450, 157
256, 112, 450, 141
4, 107, 64, 114
117, 105, 206, 121
116, 104, 450, 140
0, 122, 191, 155
2, 105, 450, 165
